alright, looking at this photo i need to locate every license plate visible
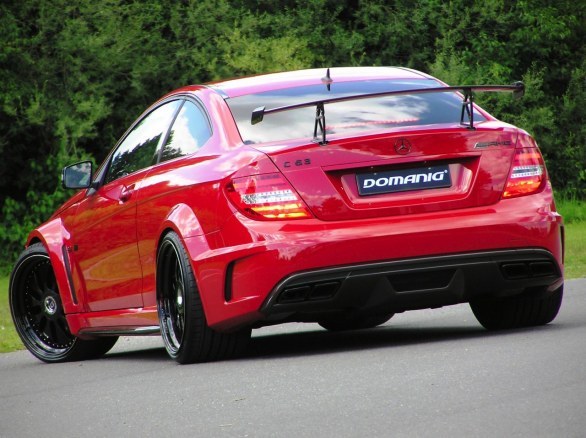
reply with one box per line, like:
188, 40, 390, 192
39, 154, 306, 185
356, 164, 452, 196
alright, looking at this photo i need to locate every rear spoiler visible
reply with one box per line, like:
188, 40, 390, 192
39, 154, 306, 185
251, 82, 525, 145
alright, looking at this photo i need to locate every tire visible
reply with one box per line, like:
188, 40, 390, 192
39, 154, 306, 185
470, 285, 563, 330
318, 313, 394, 331
156, 232, 251, 364
9, 243, 118, 363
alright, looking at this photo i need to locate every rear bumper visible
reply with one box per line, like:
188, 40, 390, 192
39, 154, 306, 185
260, 248, 562, 323
188, 193, 563, 330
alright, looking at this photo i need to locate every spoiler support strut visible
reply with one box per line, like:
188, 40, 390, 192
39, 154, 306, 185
251, 82, 525, 145
461, 88, 475, 131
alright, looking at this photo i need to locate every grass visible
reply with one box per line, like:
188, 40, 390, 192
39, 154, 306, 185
1, 204, 585, 354
557, 198, 586, 279
564, 221, 586, 279
557, 197, 586, 223
0, 275, 24, 353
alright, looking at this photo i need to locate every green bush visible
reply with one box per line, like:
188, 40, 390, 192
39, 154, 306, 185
557, 197, 586, 224
1, 0, 585, 272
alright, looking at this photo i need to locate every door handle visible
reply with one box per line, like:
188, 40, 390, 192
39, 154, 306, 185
119, 184, 134, 202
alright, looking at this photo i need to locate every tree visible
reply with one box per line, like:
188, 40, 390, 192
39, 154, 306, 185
1, 0, 585, 272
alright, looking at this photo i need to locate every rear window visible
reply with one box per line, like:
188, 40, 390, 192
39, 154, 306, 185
226, 79, 486, 144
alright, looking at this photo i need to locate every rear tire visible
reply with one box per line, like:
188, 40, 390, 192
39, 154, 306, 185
470, 285, 563, 330
9, 243, 118, 363
157, 232, 251, 364
318, 313, 394, 331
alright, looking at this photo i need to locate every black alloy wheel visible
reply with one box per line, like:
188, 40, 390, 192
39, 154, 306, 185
157, 237, 187, 357
10, 243, 117, 362
157, 232, 251, 364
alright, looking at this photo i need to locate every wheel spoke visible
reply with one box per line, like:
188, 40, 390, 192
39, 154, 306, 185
176, 309, 183, 330
53, 319, 70, 345
37, 314, 48, 332
29, 271, 44, 299
28, 261, 72, 349
48, 320, 58, 343
158, 237, 206, 359
164, 254, 185, 341
10, 247, 81, 361
29, 295, 43, 310
45, 274, 58, 296
39, 263, 53, 293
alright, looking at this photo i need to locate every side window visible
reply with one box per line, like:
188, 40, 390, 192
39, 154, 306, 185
161, 100, 212, 162
105, 100, 182, 184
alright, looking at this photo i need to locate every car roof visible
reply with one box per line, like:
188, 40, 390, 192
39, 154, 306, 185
207, 67, 434, 98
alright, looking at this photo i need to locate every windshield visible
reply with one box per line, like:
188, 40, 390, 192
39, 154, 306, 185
225, 79, 486, 144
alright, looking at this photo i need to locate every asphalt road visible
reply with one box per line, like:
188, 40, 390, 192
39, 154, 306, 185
1, 279, 585, 438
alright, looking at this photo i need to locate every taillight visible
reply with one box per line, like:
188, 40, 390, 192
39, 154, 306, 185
502, 147, 546, 199
226, 173, 312, 220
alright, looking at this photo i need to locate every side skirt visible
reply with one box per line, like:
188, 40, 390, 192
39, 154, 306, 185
78, 326, 160, 337
66, 306, 160, 338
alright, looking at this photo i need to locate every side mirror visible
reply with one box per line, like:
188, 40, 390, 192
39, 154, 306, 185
62, 161, 93, 189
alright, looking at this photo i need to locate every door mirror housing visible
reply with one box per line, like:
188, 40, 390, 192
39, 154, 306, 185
62, 161, 93, 189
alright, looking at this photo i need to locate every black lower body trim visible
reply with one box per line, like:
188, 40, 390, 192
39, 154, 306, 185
259, 249, 562, 323
78, 326, 160, 337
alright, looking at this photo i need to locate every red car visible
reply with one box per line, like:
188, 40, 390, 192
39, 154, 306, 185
9, 67, 564, 363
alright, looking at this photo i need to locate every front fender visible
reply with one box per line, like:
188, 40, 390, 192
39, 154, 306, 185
26, 219, 83, 315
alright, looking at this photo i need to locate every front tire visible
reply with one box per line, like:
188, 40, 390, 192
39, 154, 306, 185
9, 243, 118, 363
157, 232, 251, 364
470, 285, 563, 330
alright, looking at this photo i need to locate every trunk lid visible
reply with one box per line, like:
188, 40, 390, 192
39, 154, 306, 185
254, 123, 519, 221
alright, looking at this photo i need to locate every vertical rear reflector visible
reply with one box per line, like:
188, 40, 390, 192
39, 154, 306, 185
502, 147, 546, 198
226, 173, 312, 220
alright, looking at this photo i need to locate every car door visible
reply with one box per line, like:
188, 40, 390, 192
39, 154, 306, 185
136, 99, 214, 307
68, 100, 183, 312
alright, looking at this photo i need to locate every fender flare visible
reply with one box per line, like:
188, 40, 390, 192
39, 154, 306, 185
154, 204, 218, 318
158, 203, 205, 239
25, 219, 83, 315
